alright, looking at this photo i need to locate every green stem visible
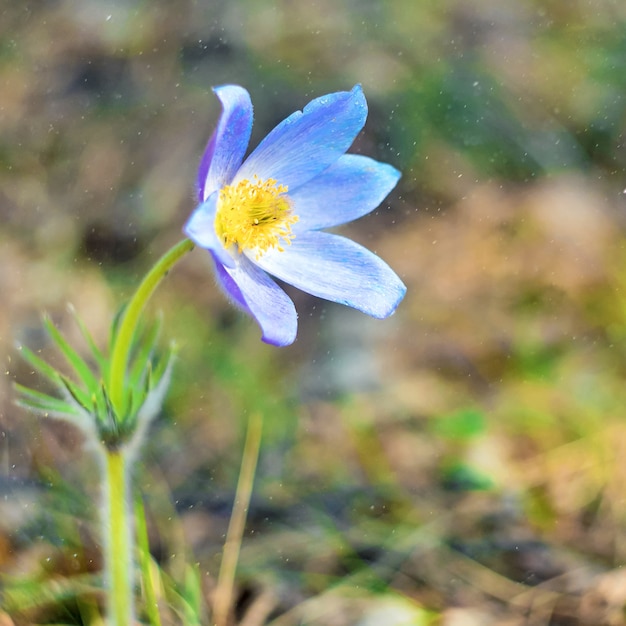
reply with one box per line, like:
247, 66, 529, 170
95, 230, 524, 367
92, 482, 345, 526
103, 447, 133, 626
108, 238, 194, 420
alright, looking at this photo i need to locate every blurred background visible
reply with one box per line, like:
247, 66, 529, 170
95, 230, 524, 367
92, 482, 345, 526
2, 0, 626, 624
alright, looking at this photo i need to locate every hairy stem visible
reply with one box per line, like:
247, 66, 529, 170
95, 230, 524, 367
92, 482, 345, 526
108, 238, 194, 421
103, 447, 134, 626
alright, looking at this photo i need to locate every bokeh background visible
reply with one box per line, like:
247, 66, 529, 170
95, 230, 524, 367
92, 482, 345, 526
3, 1, 626, 624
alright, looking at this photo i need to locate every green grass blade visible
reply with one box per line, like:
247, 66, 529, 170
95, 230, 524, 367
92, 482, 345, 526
181, 564, 203, 626
1, 573, 101, 615
135, 496, 163, 626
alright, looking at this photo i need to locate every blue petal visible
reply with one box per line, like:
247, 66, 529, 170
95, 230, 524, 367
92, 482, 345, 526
184, 193, 236, 269
290, 154, 401, 232
253, 231, 406, 318
214, 255, 298, 346
197, 85, 253, 201
236, 85, 367, 191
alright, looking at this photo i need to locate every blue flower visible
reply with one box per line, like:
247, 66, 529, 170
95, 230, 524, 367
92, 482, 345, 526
184, 85, 406, 346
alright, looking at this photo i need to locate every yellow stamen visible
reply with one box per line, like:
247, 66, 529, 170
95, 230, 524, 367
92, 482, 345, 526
215, 176, 298, 257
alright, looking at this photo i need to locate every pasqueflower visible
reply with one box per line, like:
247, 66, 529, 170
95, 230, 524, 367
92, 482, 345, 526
184, 84, 406, 346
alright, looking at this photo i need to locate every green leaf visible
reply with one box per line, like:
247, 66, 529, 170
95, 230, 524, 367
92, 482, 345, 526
43, 315, 99, 395
92, 383, 115, 430
91, 383, 124, 443
128, 315, 163, 388
152, 343, 176, 387
108, 301, 128, 356
127, 383, 147, 429
16, 345, 62, 387
14, 383, 83, 417
58, 374, 94, 414
123, 319, 175, 426
67, 304, 108, 376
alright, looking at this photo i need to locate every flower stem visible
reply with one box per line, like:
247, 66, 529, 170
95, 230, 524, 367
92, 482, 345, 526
103, 446, 134, 626
108, 238, 194, 421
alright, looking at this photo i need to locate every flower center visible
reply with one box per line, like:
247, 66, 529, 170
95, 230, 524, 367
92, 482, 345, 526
215, 176, 298, 257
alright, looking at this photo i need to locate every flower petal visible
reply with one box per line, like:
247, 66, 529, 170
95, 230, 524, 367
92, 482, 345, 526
214, 256, 298, 347
253, 231, 406, 318
290, 154, 401, 231
235, 85, 367, 191
197, 85, 253, 201
184, 193, 236, 268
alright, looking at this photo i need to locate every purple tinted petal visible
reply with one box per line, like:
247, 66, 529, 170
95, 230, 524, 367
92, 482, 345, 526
215, 255, 298, 346
236, 85, 367, 191
212, 255, 252, 312
290, 154, 400, 231
183, 193, 236, 268
197, 85, 253, 201
253, 231, 406, 318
